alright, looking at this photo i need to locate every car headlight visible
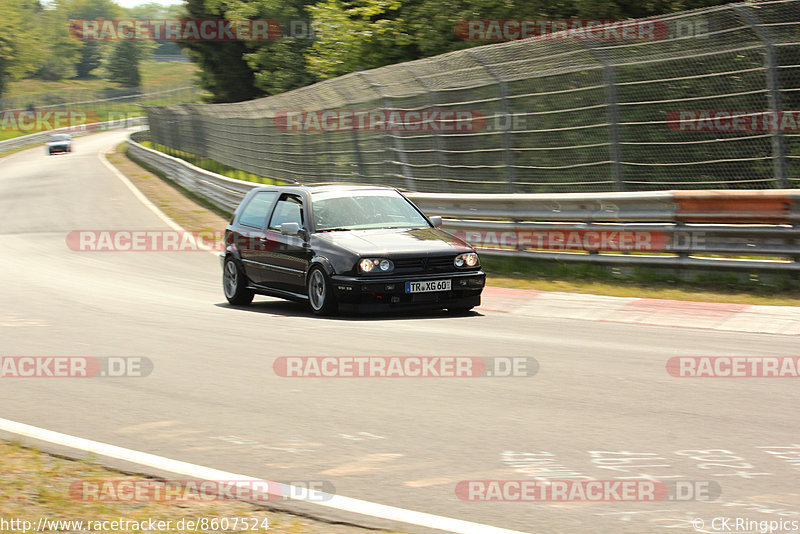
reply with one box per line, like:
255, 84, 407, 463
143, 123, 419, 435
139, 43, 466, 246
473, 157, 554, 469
454, 252, 479, 268
359, 258, 394, 274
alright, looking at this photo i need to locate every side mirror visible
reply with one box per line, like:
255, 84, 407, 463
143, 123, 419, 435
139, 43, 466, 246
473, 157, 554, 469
280, 222, 301, 236
429, 216, 443, 228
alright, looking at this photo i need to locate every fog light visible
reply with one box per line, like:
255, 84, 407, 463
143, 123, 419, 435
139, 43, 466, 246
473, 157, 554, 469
459, 279, 468, 286
386, 284, 395, 290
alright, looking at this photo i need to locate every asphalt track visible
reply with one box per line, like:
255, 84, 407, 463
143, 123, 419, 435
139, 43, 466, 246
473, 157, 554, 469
1, 130, 799, 534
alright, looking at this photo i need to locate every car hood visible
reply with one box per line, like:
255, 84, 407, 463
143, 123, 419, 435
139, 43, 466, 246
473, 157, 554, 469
315, 227, 472, 256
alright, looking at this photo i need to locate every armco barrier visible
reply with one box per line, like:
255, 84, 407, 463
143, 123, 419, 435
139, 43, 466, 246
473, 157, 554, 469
126, 132, 800, 273
0, 117, 148, 154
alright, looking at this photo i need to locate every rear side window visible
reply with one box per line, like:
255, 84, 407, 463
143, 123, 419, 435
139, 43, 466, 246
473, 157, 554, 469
238, 192, 278, 228
268, 195, 304, 230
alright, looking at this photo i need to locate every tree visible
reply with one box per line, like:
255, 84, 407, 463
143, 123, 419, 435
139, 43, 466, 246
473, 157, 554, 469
306, 0, 414, 80
64, 0, 122, 78
175, 0, 740, 101
227, 0, 317, 96
105, 40, 146, 87
75, 40, 102, 78
1, 0, 49, 91
178, 0, 262, 103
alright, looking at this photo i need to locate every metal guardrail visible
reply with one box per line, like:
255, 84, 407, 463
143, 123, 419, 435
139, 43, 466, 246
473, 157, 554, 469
126, 132, 800, 273
0, 117, 149, 154
128, 131, 258, 212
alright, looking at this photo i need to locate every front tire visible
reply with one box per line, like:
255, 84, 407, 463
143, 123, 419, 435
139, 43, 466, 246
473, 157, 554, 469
307, 267, 337, 315
223, 257, 254, 305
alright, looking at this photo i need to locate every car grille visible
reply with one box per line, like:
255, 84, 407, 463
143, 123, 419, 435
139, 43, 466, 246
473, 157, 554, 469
393, 255, 457, 274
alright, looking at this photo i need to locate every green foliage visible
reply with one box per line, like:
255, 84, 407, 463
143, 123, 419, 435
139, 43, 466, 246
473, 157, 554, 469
75, 41, 102, 78
64, 0, 122, 78
178, 0, 260, 102
307, 0, 414, 80
0, 0, 746, 103
178, 0, 318, 102
304, 0, 741, 80
105, 40, 147, 87
34, 5, 82, 81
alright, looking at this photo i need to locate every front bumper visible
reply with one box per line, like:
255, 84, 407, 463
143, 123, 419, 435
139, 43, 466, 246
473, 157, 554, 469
331, 270, 485, 312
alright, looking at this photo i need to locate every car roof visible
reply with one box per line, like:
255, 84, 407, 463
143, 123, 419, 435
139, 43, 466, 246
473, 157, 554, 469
249, 184, 399, 195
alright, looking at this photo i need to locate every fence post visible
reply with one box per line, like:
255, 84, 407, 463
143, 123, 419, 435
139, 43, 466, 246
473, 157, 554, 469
582, 41, 625, 192
329, 84, 366, 182
467, 49, 516, 193
733, 4, 788, 189
402, 66, 450, 193
355, 72, 416, 191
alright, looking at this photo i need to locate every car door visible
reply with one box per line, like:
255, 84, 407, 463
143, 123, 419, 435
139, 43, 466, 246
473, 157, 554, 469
262, 194, 310, 294
235, 191, 278, 285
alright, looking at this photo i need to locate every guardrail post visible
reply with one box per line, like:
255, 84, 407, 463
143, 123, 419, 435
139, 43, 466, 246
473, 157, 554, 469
467, 50, 516, 194
734, 4, 789, 189
582, 41, 624, 192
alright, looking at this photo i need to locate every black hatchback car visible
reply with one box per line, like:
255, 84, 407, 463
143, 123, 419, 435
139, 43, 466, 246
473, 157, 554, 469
221, 185, 485, 315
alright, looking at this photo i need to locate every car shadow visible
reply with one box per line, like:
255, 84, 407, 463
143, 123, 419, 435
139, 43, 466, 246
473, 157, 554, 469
214, 299, 483, 321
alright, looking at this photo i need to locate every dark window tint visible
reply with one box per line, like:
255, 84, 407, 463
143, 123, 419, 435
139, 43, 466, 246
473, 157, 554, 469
269, 195, 304, 230
238, 192, 278, 228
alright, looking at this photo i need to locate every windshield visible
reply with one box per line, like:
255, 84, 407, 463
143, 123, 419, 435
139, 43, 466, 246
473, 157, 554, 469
49, 134, 70, 142
312, 190, 430, 231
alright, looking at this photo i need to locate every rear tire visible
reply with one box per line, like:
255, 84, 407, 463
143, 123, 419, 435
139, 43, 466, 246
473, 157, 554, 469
223, 257, 254, 305
307, 267, 337, 316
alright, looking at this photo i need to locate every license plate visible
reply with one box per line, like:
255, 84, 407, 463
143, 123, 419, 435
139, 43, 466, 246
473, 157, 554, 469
405, 280, 451, 293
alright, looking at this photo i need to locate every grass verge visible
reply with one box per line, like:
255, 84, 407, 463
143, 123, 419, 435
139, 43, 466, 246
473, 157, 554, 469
5, 62, 199, 98
0, 440, 385, 534
481, 256, 800, 306
140, 141, 287, 186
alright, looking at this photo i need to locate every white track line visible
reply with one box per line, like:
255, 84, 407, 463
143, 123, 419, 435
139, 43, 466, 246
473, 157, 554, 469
98, 138, 221, 257
98, 140, 183, 232
0, 418, 530, 534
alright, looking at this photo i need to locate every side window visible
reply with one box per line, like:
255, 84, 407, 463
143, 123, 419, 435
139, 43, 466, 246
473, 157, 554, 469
238, 192, 278, 228
268, 195, 304, 231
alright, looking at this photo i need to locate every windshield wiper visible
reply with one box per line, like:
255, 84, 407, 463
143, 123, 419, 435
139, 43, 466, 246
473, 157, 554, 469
319, 228, 353, 232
